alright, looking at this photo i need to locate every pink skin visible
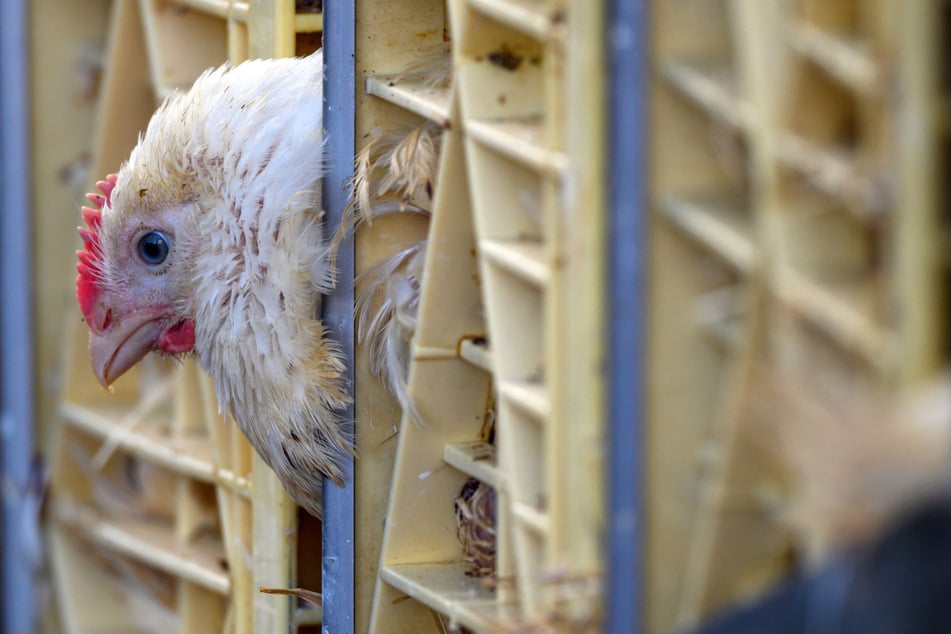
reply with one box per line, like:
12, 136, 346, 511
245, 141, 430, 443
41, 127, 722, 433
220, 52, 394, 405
78, 174, 196, 389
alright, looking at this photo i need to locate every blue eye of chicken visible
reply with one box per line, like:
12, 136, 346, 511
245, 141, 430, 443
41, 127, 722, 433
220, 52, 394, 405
137, 231, 169, 265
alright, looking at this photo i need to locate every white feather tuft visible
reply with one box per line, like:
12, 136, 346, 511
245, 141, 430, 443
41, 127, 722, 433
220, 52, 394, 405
331, 122, 441, 262
355, 242, 427, 426
331, 119, 444, 425
389, 42, 453, 89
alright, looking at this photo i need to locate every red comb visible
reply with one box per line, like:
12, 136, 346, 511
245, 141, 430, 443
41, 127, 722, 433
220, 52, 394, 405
76, 174, 117, 323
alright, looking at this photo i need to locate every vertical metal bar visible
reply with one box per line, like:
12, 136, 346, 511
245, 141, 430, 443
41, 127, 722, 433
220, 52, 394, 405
606, 0, 647, 632
0, 0, 35, 632
321, 3, 356, 633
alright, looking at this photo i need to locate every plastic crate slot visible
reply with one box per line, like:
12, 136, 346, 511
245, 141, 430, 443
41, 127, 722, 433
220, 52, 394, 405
459, 338, 495, 371
466, 117, 566, 173
142, 0, 229, 96
511, 501, 549, 535
497, 380, 548, 420
774, 265, 889, 367
480, 263, 545, 382
379, 562, 520, 631
443, 441, 499, 488
366, 75, 451, 126
413, 345, 460, 361
467, 0, 562, 42
466, 142, 546, 243
659, 59, 751, 130
787, 21, 880, 97
294, 13, 323, 33
54, 502, 230, 595
505, 505, 545, 615
164, 1, 321, 32
481, 239, 549, 286
661, 59, 882, 216
657, 195, 756, 272
167, 0, 249, 21
658, 197, 887, 364
60, 402, 252, 494
502, 411, 545, 504
773, 134, 884, 219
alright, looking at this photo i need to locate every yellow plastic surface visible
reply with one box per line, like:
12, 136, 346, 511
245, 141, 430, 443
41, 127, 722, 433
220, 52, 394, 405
49, 1, 324, 632
647, 1, 947, 632
365, 0, 606, 630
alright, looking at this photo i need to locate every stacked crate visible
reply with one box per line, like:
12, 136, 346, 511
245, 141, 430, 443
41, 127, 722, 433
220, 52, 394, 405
647, 1, 947, 631
360, 0, 605, 630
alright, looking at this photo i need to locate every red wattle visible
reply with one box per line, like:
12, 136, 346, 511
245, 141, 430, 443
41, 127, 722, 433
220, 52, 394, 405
158, 319, 196, 353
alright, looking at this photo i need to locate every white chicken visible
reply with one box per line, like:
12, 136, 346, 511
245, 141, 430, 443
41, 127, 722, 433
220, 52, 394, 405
76, 51, 348, 517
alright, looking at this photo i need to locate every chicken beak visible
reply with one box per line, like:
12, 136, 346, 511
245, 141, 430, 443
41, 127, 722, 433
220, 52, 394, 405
88, 314, 164, 389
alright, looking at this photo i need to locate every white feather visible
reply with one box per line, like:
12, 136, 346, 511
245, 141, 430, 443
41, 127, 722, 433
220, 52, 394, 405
355, 242, 427, 426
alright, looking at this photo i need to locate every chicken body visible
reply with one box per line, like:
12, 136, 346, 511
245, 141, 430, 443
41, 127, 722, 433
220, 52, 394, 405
76, 51, 349, 517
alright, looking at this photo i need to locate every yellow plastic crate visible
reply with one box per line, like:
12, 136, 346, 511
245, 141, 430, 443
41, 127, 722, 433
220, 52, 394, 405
647, 1, 946, 632
49, 2, 324, 632
357, 0, 606, 630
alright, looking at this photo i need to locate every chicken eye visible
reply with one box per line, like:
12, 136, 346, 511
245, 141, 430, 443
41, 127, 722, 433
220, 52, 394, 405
137, 231, 169, 265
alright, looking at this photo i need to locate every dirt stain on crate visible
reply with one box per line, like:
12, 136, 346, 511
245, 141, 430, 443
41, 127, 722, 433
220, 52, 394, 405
487, 45, 523, 71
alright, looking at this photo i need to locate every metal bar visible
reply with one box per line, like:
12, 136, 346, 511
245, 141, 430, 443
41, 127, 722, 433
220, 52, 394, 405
0, 0, 35, 631
605, 0, 647, 632
321, 3, 356, 633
